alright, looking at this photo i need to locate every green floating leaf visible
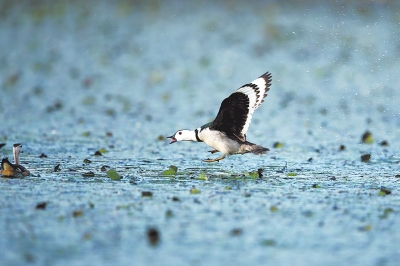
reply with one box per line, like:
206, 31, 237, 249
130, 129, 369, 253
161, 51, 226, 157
380, 208, 394, 219
361, 131, 374, 144
224, 186, 231, 190
162, 165, 178, 176
273, 142, 284, 148
261, 239, 276, 246
166, 209, 174, 218
196, 172, 208, 180
270, 206, 279, 212
107, 169, 121, 181
247, 171, 259, 179
82, 232, 92, 240
378, 188, 391, 196
199, 57, 211, 68
82, 96, 95, 106
358, 224, 372, 232
99, 147, 108, 153
286, 172, 297, 177
190, 187, 201, 194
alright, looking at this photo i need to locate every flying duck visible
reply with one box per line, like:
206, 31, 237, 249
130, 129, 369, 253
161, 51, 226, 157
0, 143, 30, 177
168, 72, 272, 162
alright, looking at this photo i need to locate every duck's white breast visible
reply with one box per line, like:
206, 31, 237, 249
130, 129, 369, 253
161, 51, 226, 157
198, 128, 240, 155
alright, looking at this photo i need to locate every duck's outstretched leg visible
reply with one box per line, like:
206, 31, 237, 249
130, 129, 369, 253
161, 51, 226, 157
202, 155, 226, 163
208, 150, 218, 154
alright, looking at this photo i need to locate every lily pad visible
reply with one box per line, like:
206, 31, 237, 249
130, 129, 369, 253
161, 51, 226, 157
107, 169, 121, 181
380, 208, 394, 219
378, 188, 391, 196
273, 142, 284, 148
247, 171, 259, 179
166, 209, 174, 218
361, 131, 374, 144
261, 239, 276, 246
358, 224, 372, 232
270, 206, 279, 212
99, 147, 108, 153
162, 165, 178, 176
196, 172, 208, 180
190, 187, 201, 194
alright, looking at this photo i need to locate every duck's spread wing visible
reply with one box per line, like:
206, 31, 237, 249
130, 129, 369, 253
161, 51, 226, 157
209, 72, 272, 142
209, 92, 249, 142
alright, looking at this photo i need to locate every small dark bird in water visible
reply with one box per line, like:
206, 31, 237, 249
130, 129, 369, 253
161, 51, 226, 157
168, 72, 272, 162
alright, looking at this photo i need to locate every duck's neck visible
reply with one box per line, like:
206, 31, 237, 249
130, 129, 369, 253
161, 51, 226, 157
194, 128, 203, 142
184, 129, 202, 142
13, 147, 20, 165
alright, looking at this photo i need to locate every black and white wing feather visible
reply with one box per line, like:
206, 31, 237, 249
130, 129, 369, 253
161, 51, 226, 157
209, 72, 272, 142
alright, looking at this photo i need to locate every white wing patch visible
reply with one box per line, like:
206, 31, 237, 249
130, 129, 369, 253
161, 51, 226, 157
235, 72, 271, 137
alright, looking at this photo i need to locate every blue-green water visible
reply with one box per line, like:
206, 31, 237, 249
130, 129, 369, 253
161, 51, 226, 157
1, 1, 400, 265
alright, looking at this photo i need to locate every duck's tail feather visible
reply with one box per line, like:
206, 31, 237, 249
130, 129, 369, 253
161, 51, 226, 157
240, 142, 269, 155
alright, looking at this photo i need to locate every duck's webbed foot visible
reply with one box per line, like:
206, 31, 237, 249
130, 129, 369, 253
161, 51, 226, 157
202, 155, 226, 163
208, 150, 219, 154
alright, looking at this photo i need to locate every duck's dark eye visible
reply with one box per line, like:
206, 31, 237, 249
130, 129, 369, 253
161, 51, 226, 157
178, 132, 182, 135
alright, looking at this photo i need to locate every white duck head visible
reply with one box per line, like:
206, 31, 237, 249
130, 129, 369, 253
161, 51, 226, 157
167, 130, 196, 144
